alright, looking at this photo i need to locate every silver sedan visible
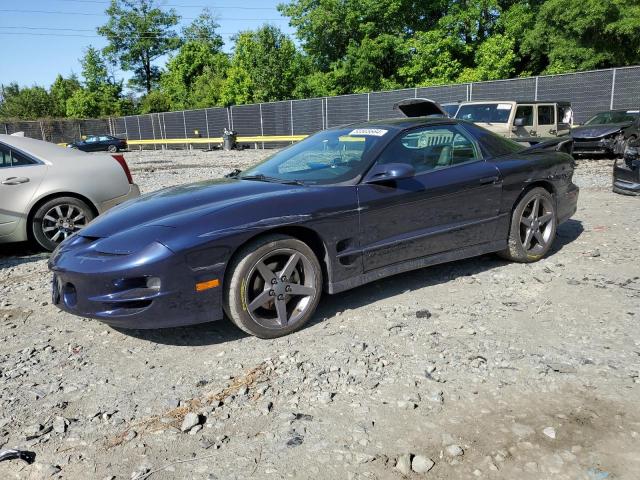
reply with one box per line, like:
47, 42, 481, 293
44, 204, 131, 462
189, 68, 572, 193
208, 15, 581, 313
0, 134, 140, 251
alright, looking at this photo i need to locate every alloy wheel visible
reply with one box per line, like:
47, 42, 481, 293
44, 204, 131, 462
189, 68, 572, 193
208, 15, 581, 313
244, 248, 318, 329
41, 204, 88, 244
519, 194, 555, 255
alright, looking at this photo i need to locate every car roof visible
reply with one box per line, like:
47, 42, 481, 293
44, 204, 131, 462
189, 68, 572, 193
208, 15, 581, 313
0, 134, 91, 163
460, 100, 571, 105
336, 116, 457, 131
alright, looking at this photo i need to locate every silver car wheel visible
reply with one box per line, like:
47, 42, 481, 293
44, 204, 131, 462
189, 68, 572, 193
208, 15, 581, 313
42, 204, 89, 243
519, 194, 555, 255
244, 248, 318, 329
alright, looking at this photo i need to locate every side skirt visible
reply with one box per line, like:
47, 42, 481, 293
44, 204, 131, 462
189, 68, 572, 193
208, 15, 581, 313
327, 240, 506, 294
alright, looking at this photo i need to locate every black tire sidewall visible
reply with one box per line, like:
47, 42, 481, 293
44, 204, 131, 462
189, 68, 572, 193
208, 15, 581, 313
31, 197, 95, 251
224, 235, 323, 338
509, 188, 557, 262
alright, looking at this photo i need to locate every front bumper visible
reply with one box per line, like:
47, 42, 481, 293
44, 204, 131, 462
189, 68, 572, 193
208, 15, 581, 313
572, 138, 613, 156
613, 162, 640, 196
49, 239, 225, 329
97, 184, 141, 214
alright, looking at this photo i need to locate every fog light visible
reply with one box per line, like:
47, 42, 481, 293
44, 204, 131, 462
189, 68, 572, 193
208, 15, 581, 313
146, 277, 161, 290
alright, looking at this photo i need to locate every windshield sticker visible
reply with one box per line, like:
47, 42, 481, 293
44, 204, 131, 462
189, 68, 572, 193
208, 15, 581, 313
497, 103, 512, 110
349, 128, 388, 137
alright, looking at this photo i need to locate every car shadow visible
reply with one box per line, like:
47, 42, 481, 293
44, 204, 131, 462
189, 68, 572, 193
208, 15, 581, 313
116, 219, 584, 346
0, 242, 48, 267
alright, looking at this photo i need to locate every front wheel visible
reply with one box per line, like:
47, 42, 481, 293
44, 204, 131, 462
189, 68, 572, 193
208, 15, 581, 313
31, 197, 95, 251
223, 234, 323, 338
499, 187, 557, 263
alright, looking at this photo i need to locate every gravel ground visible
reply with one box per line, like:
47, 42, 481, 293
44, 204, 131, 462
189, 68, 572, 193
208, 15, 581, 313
0, 149, 638, 480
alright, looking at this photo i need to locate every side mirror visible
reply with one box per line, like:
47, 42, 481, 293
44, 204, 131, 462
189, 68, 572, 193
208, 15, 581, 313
365, 162, 415, 184
514, 118, 525, 127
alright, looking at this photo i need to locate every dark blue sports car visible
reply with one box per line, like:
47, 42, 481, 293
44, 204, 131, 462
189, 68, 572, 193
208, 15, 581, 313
49, 111, 579, 338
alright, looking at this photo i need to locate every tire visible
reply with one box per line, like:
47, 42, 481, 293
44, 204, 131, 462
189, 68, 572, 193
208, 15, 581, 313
31, 197, 95, 251
223, 234, 323, 338
499, 187, 557, 263
108, 144, 118, 153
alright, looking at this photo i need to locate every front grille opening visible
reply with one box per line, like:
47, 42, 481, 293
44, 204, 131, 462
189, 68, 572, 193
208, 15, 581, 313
62, 283, 77, 308
105, 300, 153, 310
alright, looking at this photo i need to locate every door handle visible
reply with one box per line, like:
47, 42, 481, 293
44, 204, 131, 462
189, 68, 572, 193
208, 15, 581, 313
479, 175, 499, 185
2, 177, 30, 185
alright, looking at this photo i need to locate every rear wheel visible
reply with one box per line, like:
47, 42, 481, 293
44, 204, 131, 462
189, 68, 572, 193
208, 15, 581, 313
31, 197, 95, 251
108, 144, 118, 153
223, 234, 322, 338
499, 187, 556, 263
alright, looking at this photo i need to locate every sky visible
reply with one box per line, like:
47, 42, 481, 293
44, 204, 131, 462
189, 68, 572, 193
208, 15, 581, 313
0, 0, 296, 88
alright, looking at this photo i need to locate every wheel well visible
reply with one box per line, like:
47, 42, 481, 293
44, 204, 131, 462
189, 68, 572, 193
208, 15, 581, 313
226, 226, 330, 288
26, 192, 99, 240
516, 181, 555, 208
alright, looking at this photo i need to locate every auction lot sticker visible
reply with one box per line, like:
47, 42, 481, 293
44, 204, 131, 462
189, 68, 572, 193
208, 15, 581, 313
349, 128, 388, 136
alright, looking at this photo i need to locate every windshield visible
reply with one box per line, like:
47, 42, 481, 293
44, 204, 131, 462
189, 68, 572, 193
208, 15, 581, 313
240, 128, 387, 185
456, 103, 512, 123
585, 111, 639, 125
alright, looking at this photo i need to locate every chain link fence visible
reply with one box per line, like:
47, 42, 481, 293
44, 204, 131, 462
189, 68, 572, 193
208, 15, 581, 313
3, 66, 639, 148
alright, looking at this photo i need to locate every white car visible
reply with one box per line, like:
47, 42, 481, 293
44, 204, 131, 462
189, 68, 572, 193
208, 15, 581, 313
0, 134, 140, 251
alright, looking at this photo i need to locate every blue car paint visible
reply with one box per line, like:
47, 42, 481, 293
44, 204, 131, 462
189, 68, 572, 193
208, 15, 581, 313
49, 119, 579, 329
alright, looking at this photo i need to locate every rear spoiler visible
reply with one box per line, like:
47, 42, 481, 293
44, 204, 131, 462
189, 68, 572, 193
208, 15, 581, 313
518, 137, 574, 156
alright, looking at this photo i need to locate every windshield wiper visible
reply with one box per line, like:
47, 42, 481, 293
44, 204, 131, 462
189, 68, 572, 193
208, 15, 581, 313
239, 174, 304, 186
225, 168, 242, 178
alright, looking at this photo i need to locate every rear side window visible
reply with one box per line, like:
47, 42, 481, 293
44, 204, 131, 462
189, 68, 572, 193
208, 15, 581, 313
0, 145, 36, 167
538, 105, 555, 125
0, 146, 10, 168
515, 106, 534, 126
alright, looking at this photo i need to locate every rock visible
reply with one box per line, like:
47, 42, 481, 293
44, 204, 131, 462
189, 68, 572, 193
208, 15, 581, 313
543, 427, 556, 439
511, 423, 535, 438
416, 310, 432, 319
318, 391, 333, 404
395, 454, 412, 475
445, 445, 464, 457
35, 463, 61, 477
428, 391, 444, 404
547, 362, 577, 374
53, 416, 67, 434
180, 412, 201, 432
412, 455, 435, 474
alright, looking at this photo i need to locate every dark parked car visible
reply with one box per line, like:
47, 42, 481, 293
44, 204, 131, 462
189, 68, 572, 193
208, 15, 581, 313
613, 138, 640, 195
572, 109, 640, 157
68, 135, 128, 153
49, 114, 579, 338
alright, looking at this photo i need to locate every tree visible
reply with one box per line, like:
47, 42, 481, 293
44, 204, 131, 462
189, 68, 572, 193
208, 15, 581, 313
160, 11, 228, 110
183, 8, 223, 51
66, 47, 125, 117
458, 34, 518, 82
522, 0, 640, 74
221, 25, 302, 105
0, 83, 54, 119
98, 0, 181, 93
140, 90, 172, 113
49, 75, 82, 117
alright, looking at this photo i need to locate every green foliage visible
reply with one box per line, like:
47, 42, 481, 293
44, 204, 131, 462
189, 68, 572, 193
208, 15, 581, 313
0, 83, 54, 119
98, 0, 181, 93
221, 25, 302, 105
3, 1, 640, 120
50, 75, 82, 117
140, 90, 172, 113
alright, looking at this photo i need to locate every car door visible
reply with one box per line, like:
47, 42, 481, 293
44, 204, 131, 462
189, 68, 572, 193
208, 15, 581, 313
536, 104, 557, 137
357, 124, 502, 272
83, 136, 100, 152
513, 104, 536, 137
0, 144, 48, 237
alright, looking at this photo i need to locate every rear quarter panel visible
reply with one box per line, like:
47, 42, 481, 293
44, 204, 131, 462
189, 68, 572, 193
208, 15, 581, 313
29, 153, 130, 214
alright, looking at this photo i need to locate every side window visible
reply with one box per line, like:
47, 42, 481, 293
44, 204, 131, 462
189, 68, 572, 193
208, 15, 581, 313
10, 149, 36, 167
99, 136, 110, 141
515, 105, 534, 126
85, 136, 98, 143
0, 146, 11, 168
377, 125, 480, 174
538, 105, 555, 125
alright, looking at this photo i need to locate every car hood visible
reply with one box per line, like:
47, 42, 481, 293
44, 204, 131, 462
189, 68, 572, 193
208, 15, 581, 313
81, 178, 302, 241
571, 123, 630, 139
